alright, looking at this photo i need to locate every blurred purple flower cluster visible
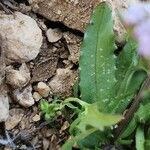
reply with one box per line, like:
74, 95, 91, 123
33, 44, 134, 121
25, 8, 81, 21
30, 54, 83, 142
122, 3, 150, 57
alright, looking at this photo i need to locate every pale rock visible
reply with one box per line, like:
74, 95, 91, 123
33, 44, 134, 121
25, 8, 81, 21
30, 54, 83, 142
60, 121, 70, 133
28, 0, 44, 5
46, 28, 62, 43
0, 91, 9, 122
43, 138, 49, 150
4, 147, 12, 150
63, 32, 82, 64
19, 145, 27, 149
13, 85, 35, 107
32, 114, 41, 122
6, 63, 30, 89
0, 11, 42, 63
33, 92, 42, 102
36, 82, 50, 97
49, 68, 78, 98
5, 108, 24, 130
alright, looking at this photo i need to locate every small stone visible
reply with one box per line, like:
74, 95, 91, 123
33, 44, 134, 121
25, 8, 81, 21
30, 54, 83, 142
46, 28, 62, 43
19, 145, 27, 149
57, 10, 61, 15
36, 82, 50, 97
60, 121, 70, 133
32, 4, 40, 12
43, 138, 49, 150
6, 63, 30, 89
31, 136, 39, 146
33, 92, 42, 102
13, 85, 35, 107
32, 114, 41, 122
5, 108, 24, 130
0, 11, 43, 63
4, 147, 12, 150
38, 21, 47, 31
49, 68, 78, 98
28, 0, 44, 5
0, 91, 9, 122
19, 4, 31, 13
63, 32, 82, 64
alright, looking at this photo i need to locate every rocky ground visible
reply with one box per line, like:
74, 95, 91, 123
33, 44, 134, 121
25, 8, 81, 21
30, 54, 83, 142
0, 0, 139, 149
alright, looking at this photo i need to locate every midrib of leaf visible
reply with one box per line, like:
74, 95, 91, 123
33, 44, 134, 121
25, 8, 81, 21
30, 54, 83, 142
95, 8, 104, 108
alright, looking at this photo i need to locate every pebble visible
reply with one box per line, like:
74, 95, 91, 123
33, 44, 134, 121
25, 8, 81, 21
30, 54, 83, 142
49, 68, 77, 97
0, 11, 42, 63
60, 121, 70, 133
46, 28, 62, 43
5, 108, 24, 130
4, 147, 12, 150
36, 82, 50, 97
33, 92, 42, 102
32, 114, 41, 122
6, 63, 30, 89
43, 138, 50, 150
0, 92, 9, 122
13, 85, 35, 107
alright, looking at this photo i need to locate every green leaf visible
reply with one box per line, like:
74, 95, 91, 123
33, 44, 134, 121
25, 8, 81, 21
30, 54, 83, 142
108, 39, 147, 113
136, 103, 150, 123
63, 98, 123, 133
136, 126, 145, 150
40, 99, 63, 120
79, 2, 116, 110
119, 118, 137, 139
117, 139, 133, 145
62, 128, 96, 150
63, 103, 122, 149
61, 98, 123, 149
79, 2, 147, 114
74, 103, 123, 132
77, 130, 109, 149
111, 69, 147, 113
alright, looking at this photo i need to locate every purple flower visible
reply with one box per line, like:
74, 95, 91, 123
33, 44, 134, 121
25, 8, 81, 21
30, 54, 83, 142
134, 20, 150, 56
122, 3, 150, 57
122, 3, 150, 26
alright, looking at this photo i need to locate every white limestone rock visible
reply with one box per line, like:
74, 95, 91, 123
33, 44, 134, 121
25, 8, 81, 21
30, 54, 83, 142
46, 28, 62, 43
0, 11, 43, 63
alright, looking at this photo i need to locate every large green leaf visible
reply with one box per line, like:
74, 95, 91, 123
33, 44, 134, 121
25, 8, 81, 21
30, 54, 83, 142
79, 2, 147, 114
79, 2, 116, 110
